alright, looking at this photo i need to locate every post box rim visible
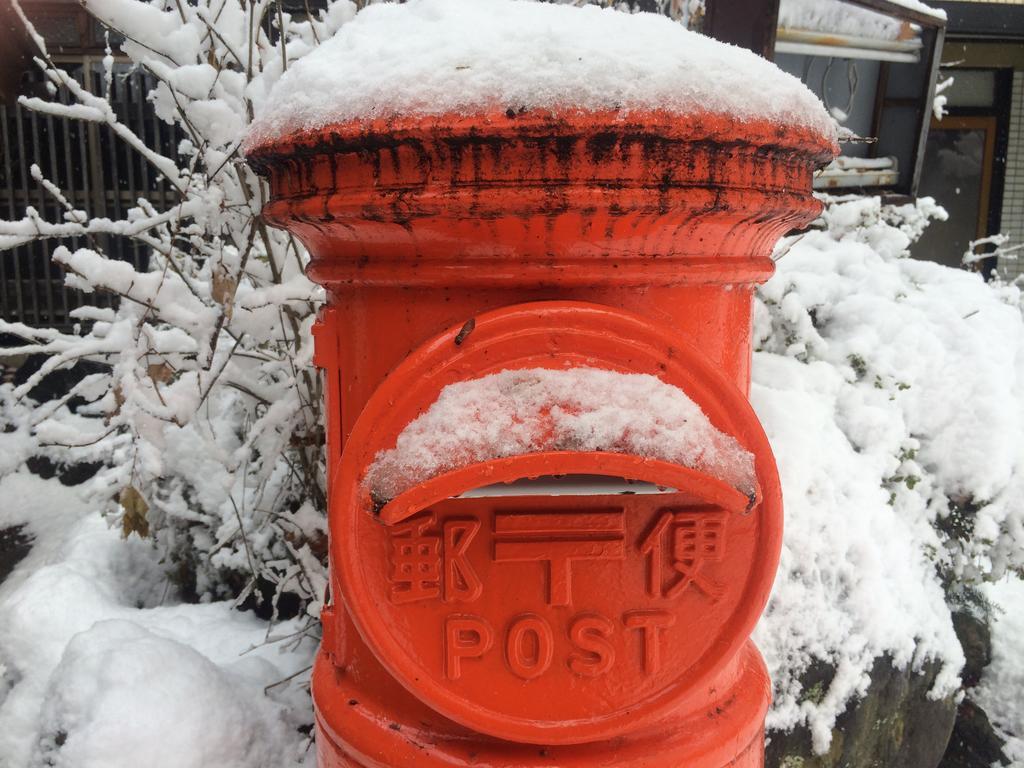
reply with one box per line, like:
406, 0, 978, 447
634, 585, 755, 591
244, 107, 839, 173
247, 109, 836, 291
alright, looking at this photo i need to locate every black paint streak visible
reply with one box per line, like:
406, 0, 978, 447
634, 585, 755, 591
454, 318, 476, 346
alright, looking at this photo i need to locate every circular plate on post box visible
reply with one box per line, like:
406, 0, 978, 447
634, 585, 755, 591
331, 301, 783, 745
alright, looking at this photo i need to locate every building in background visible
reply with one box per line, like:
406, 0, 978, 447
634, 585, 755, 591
772, 0, 946, 200
928, 0, 1024, 279
768, 0, 1023, 277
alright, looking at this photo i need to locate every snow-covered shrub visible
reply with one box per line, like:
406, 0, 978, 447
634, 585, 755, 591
753, 195, 1024, 749
0, 0, 707, 635
0, 0, 361, 618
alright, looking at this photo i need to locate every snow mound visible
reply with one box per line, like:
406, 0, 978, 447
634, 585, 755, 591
34, 620, 293, 768
364, 367, 755, 500
246, 0, 835, 148
0, 472, 316, 768
752, 353, 964, 750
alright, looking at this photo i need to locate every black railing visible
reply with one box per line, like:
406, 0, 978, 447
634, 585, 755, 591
1, 58, 177, 329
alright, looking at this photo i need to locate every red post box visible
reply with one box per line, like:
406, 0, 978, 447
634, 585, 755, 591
248, 82, 835, 768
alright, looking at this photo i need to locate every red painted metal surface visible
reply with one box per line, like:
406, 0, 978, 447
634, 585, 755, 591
247, 109, 836, 768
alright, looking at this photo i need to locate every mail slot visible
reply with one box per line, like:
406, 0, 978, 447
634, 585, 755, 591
246, 45, 835, 768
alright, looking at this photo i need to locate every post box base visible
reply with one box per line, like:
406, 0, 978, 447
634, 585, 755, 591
312, 641, 769, 768
316, 732, 765, 768
316, 734, 764, 768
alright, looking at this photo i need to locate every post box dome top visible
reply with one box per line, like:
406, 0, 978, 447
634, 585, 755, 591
244, 0, 837, 153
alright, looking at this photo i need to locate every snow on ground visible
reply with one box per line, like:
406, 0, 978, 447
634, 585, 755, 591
0, 472, 316, 768
752, 196, 1024, 751
244, 0, 835, 149
976, 576, 1024, 764
365, 367, 756, 500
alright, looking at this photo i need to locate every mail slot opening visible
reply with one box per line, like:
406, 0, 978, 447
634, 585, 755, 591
372, 451, 758, 527
458, 474, 678, 498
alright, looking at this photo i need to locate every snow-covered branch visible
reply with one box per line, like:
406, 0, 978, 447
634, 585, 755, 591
1, 0, 341, 619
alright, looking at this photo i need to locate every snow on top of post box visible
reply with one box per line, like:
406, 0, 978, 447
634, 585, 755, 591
364, 367, 756, 502
245, 0, 836, 149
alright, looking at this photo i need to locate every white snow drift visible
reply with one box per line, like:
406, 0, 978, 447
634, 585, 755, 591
0, 473, 316, 768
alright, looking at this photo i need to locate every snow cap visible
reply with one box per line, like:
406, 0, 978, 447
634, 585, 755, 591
364, 367, 757, 502
246, 0, 836, 150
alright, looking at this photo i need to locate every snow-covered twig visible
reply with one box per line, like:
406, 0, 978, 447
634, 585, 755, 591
1, 0, 334, 622
963, 234, 1023, 265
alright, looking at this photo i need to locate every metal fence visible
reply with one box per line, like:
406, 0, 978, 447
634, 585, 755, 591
1, 57, 178, 330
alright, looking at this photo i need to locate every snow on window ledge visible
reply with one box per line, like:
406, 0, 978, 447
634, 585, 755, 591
778, 0, 945, 43
363, 367, 756, 502
779, 0, 910, 41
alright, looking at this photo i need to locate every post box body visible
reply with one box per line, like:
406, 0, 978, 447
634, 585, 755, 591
248, 111, 835, 768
